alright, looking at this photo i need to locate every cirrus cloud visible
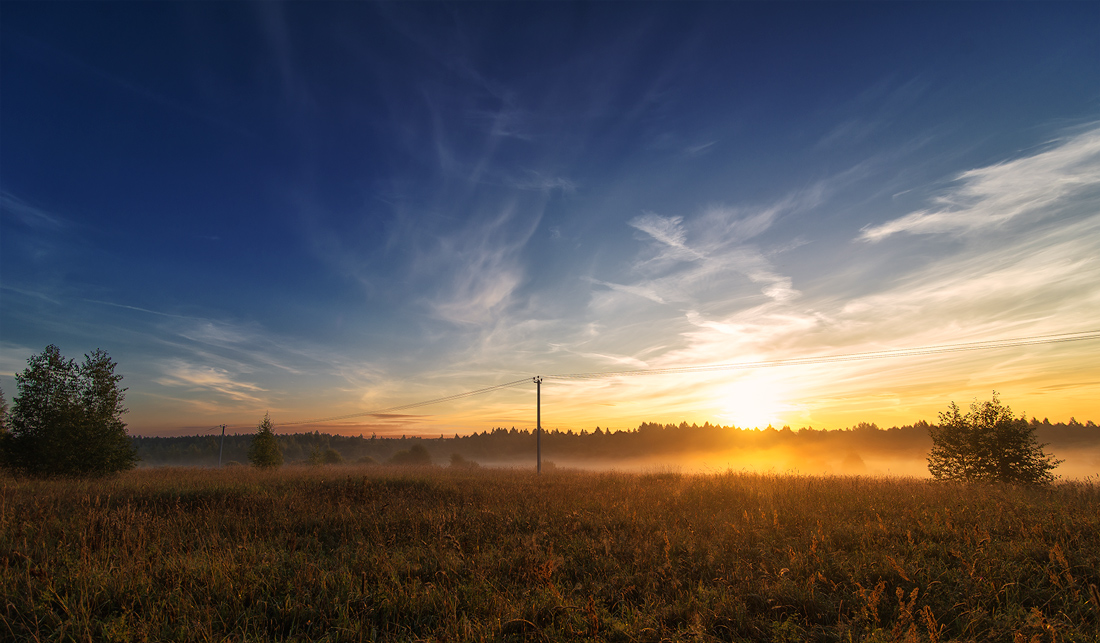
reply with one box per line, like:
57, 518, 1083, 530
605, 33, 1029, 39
860, 125, 1100, 242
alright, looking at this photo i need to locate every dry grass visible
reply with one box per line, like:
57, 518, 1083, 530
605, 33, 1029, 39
2, 466, 1098, 642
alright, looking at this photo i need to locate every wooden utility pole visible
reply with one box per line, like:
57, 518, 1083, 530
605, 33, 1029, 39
534, 376, 543, 474
218, 424, 226, 467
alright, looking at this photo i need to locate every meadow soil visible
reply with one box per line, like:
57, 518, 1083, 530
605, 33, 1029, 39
2, 467, 1098, 642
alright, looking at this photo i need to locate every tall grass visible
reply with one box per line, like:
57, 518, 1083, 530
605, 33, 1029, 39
2, 467, 1097, 642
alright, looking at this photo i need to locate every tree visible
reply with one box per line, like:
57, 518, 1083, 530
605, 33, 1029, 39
927, 392, 1060, 485
449, 452, 479, 469
2, 345, 136, 477
388, 444, 432, 466
248, 413, 283, 469
0, 387, 9, 464
307, 447, 343, 465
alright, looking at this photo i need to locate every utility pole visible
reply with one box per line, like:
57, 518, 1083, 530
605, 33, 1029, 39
534, 376, 543, 475
218, 424, 226, 467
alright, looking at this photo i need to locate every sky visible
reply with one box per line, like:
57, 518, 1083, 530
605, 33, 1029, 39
1, 2, 1099, 438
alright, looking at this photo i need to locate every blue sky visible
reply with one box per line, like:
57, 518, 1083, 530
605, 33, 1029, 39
2, 2, 1099, 436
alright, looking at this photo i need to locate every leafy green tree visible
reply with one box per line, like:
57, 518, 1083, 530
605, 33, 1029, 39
2, 345, 136, 477
248, 413, 283, 469
928, 392, 1060, 485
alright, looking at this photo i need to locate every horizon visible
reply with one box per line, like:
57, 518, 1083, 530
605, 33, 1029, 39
3, 3, 1099, 437
130, 408, 1100, 439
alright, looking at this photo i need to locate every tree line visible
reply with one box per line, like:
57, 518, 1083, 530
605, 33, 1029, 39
127, 402, 1090, 486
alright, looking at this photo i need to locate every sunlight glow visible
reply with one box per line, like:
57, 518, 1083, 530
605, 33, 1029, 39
716, 378, 789, 429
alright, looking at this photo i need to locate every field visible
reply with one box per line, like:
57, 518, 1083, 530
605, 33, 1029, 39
2, 467, 1098, 642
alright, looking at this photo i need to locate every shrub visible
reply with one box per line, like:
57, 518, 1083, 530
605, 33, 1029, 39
449, 452, 480, 469
388, 444, 432, 466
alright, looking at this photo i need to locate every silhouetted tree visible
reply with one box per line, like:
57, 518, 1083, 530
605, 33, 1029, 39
248, 413, 283, 469
928, 392, 1060, 485
2, 346, 136, 477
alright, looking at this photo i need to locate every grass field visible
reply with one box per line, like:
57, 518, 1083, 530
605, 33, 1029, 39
2, 466, 1098, 642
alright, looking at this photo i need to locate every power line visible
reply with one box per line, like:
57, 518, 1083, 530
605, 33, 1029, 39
222, 377, 533, 430
212, 329, 1099, 431
543, 330, 1100, 381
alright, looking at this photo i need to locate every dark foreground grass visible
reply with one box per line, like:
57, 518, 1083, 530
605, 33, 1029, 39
2, 467, 1098, 642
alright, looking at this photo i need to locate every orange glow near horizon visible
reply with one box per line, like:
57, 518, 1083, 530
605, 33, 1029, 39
126, 337, 1100, 438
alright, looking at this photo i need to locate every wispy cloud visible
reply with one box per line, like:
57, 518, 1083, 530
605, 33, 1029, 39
842, 211, 1100, 340
628, 213, 704, 262
683, 140, 717, 157
0, 342, 42, 378
0, 192, 67, 229
155, 359, 268, 405
817, 118, 881, 150
425, 203, 538, 326
66, 299, 399, 421
860, 125, 1100, 241
629, 212, 686, 249
622, 192, 815, 308
254, 1, 311, 109
83, 299, 190, 319
2, 285, 62, 306
699, 204, 780, 244
816, 75, 931, 151
587, 278, 666, 304
469, 101, 534, 142
509, 171, 578, 192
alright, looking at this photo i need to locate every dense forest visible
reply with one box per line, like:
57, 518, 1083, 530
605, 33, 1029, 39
132, 417, 1100, 473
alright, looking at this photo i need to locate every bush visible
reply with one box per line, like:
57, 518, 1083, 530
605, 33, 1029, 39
388, 444, 432, 466
449, 453, 480, 469
2, 346, 136, 477
928, 392, 1061, 484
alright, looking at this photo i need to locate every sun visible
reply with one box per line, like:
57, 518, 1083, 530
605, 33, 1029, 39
716, 378, 788, 429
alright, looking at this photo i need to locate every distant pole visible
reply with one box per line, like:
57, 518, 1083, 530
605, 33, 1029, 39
218, 424, 226, 467
534, 376, 543, 475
